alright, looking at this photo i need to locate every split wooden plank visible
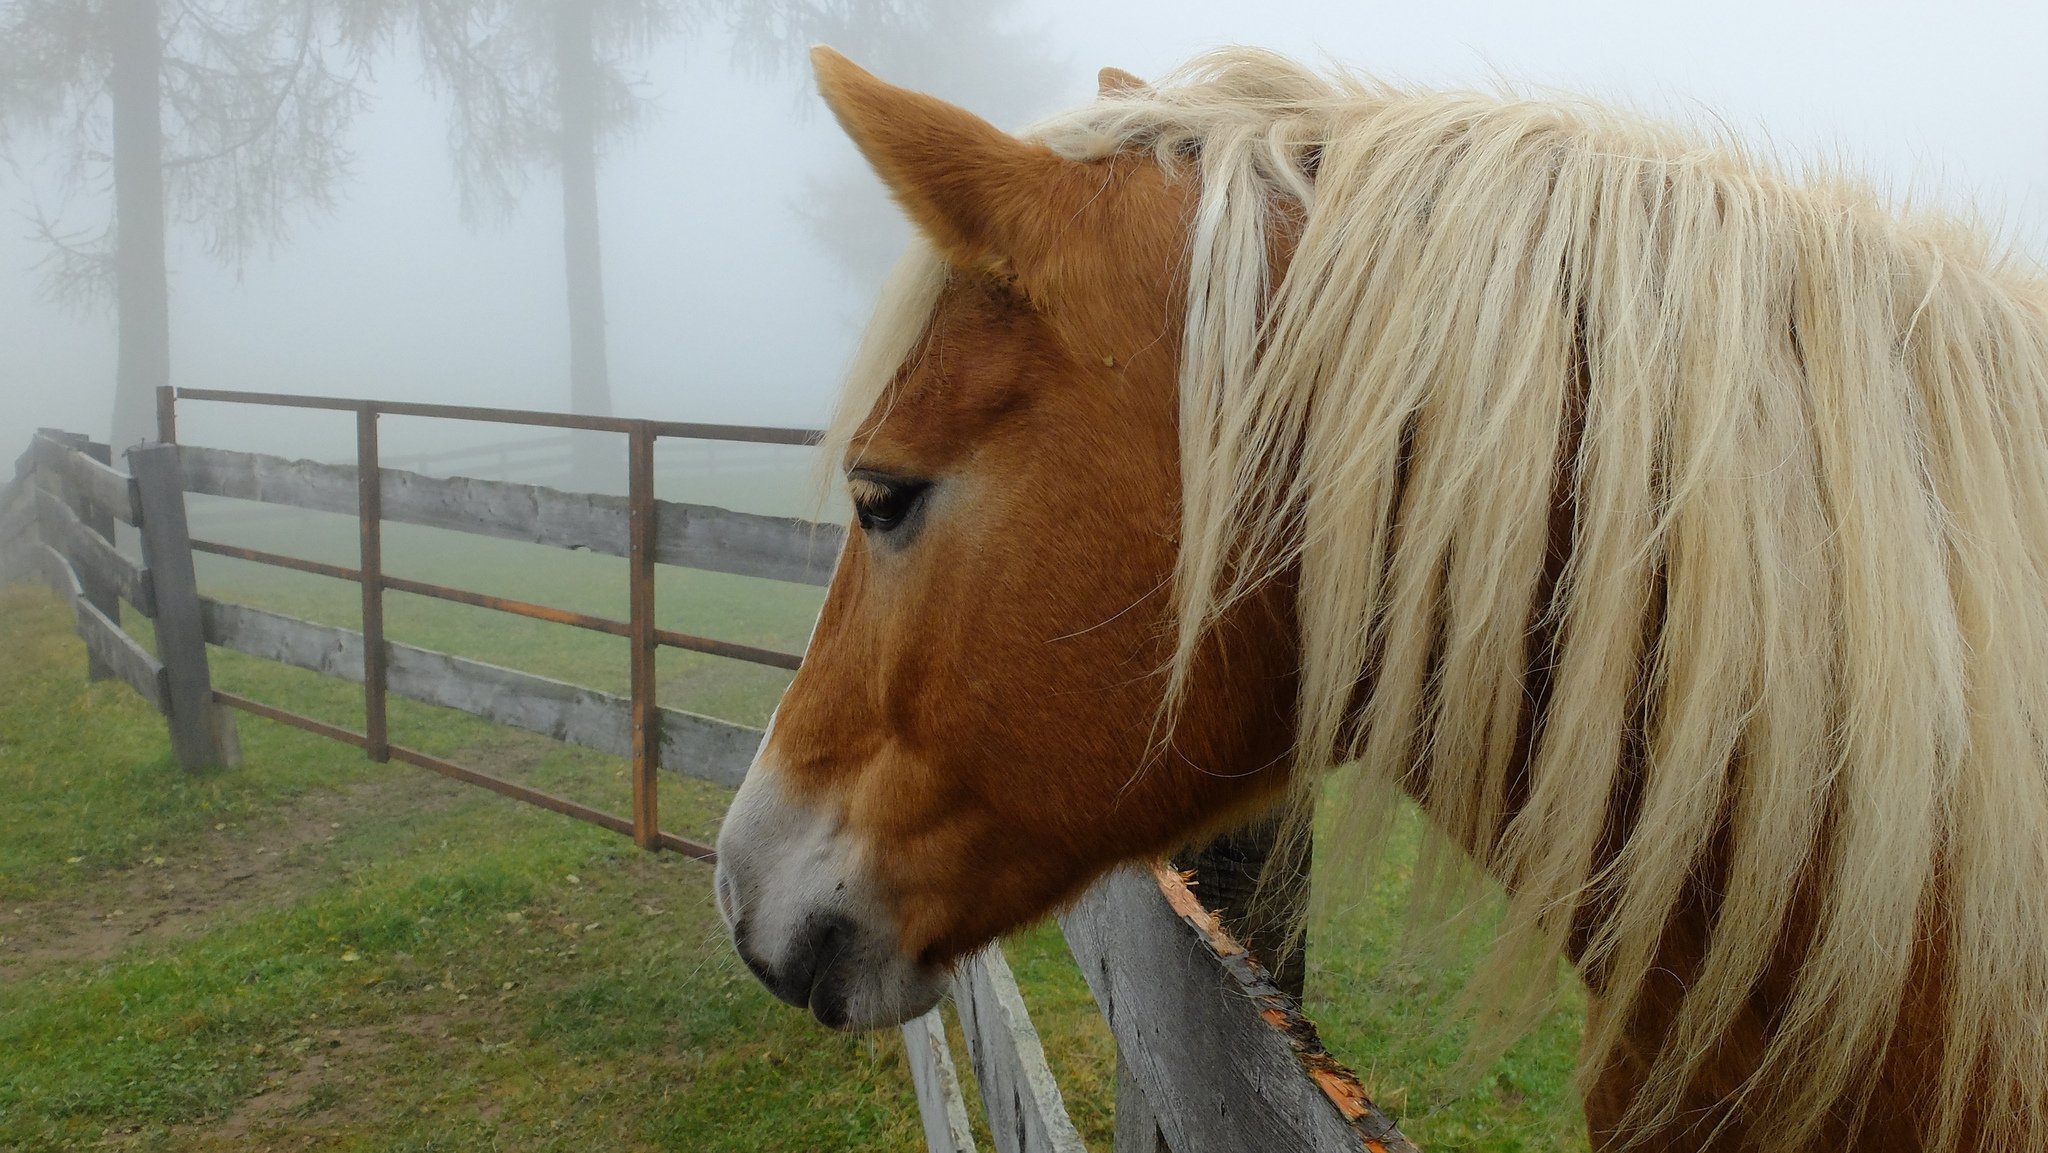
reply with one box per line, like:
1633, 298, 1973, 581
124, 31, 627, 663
36, 541, 83, 603
177, 444, 842, 585
75, 596, 169, 714
953, 947, 1087, 1153
198, 599, 763, 787
32, 487, 154, 616
902, 1008, 978, 1153
32, 430, 142, 525
1060, 865, 1419, 1153
35, 543, 168, 713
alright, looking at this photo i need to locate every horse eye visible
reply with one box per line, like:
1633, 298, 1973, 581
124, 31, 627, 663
849, 473, 930, 535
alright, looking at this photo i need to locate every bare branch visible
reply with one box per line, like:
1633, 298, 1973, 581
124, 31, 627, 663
23, 197, 116, 311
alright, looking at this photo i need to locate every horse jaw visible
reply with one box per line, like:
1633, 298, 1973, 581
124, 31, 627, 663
714, 742, 947, 1030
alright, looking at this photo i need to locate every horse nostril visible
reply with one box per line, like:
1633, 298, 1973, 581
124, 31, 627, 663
736, 938, 787, 1001
793, 912, 851, 990
739, 911, 856, 1013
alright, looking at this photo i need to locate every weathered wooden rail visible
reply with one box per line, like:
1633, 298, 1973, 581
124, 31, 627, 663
369, 429, 808, 489
0, 389, 1416, 1153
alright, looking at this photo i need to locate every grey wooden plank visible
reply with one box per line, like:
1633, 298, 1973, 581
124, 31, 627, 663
36, 541, 83, 603
953, 947, 1087, 1153
0, 478, 33, 537
0, 481, 38, 585
655, 709, 759, 789
653, 501, 842, 586
130, 444, 231, 770
33, 486, 153, 617
74, 596, 169, 714
32, 430, 141, 525
201, 599, 363, 680
903, 1008, 978, 1153
179, 444, 359, 518
378, 462, 630, 559
197, 600, 763, 787
1060, 867, 1419, 1153
1113, 1056, 1171, 1153
0, 538, 31, 590
70, 438, 125, 682
34, 542, 167, 713
387, 643, 631, 755
179, 444, 842, 585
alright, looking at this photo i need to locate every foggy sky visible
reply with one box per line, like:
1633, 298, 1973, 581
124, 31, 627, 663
4, 0, 2045, 464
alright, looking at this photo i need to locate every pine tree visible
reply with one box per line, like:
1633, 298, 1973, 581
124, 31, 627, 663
1, 0, 381, 447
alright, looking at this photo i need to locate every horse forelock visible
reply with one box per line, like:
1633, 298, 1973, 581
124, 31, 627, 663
831, 50, 2048, 1151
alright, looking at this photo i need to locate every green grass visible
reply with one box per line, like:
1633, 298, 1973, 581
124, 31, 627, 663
0, 584, 928, 1152
0, 515, 1588, 1151
1306, 821, 1589, 1150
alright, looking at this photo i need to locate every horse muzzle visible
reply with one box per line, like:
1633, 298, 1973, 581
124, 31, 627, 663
714, 754, 947, 1030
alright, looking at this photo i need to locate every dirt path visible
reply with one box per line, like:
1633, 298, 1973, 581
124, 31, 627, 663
0, 773, 466, 980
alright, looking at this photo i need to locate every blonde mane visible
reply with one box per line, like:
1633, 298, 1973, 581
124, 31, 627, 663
832, 51, 2048, 1150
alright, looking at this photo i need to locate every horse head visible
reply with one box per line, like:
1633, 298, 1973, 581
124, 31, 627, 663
714, 50, 1298, 1030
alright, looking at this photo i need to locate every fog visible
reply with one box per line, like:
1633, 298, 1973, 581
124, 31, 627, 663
4, 0, 2045, 467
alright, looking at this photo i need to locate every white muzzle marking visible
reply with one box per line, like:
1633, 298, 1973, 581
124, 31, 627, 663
714, 744, 946, 1029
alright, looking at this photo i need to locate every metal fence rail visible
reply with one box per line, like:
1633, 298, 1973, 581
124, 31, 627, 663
158, 385, 834, 857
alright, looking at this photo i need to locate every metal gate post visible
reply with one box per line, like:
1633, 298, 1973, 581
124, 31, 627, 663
155, 385, 178, 444
357, 405, 389, 762
628, 423, 660, 850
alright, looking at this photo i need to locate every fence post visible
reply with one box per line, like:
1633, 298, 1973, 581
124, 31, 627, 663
128, 441, 237, 770
628, 423, 661, 850
155, 384, 178, 445
356, 405, 389, 762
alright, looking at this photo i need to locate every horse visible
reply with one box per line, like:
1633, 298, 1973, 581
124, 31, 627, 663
714, 47, 2048, 1152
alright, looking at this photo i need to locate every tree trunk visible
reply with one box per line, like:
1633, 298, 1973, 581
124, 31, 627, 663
108, 0, 168, 450
555, 0, 612, 487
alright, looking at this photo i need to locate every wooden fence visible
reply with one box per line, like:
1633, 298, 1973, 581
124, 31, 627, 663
0, 387, 1417, 1153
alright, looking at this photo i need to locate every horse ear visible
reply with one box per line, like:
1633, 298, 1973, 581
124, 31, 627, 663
812, 46, 1082, 278
1097, 67, 1149, 97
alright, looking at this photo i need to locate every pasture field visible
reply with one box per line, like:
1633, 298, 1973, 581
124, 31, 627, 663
0, 498, 1586, 1151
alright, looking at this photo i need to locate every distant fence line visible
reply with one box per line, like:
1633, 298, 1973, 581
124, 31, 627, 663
376, 430, 803, 486
0, 386, 1417, 1153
